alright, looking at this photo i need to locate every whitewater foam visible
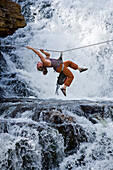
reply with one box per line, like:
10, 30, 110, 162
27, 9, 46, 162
1, 0, 113, 99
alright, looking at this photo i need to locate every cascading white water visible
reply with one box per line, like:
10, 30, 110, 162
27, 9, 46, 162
1, 1, 113, 169
0, 99, 113, 170
1, 0, 113, 99
59, 113, 113, 170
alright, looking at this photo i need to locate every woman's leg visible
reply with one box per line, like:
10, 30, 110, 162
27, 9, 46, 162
63, 60, 78, 70
63, 60, 88, 72
56, 64, 74, 96
56, 64, 74, 87
56, 61, 88, 96
63, 65, 74, 87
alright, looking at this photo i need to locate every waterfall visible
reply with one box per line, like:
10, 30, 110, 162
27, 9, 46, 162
0, 99, 113, 170
0, 1, 113, 169
1, 0, 113, 99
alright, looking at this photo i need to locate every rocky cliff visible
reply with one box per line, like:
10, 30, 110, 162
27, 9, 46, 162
0, 0, 26, 37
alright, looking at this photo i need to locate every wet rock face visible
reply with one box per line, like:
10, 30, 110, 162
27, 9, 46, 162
0, 99, 89, 157
0, 51, 8, 73
0, 99, 113, 169
32, 107, 88, 155
0, 72, 35, 98
0, 0, 26, 37
79, 104, 113, 123
0, 120, 64, 170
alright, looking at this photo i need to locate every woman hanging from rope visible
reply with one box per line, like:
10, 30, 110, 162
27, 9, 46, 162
26, 46, 88, 96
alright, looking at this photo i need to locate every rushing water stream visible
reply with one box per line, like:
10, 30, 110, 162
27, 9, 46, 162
0, 0, 113, 169
0, 98, 113, 170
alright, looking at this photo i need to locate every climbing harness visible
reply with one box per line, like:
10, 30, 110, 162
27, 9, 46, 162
54, 52, 63, 69
55, 52, 67, 95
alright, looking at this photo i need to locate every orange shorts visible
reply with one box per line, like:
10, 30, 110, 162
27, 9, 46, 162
56, 60, 78, 87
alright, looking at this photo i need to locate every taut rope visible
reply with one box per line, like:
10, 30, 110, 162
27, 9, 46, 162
1, 39, 113, 53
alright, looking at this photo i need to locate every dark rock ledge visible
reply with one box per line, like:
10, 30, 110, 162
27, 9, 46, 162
1, 99, 113, 153
0, 98, 113, 169
0, 0, 26, 37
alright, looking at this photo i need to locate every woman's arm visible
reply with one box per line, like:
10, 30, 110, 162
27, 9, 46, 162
40, 49, 50, 59
26, 46, 47, 63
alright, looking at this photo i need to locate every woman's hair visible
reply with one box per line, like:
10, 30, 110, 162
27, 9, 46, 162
37, 62, 48, 75
37, 61, 43, 69
42, 67, 48, 75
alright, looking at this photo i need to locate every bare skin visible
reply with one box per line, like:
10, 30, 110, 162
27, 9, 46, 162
26, 46, 51, 67
26, 46, 87, 94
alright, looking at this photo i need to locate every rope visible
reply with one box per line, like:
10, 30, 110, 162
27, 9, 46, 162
1, 39, 113, 53
42, 39, 113, 52
62, 39, 113, 52
35, 48, 62, 53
